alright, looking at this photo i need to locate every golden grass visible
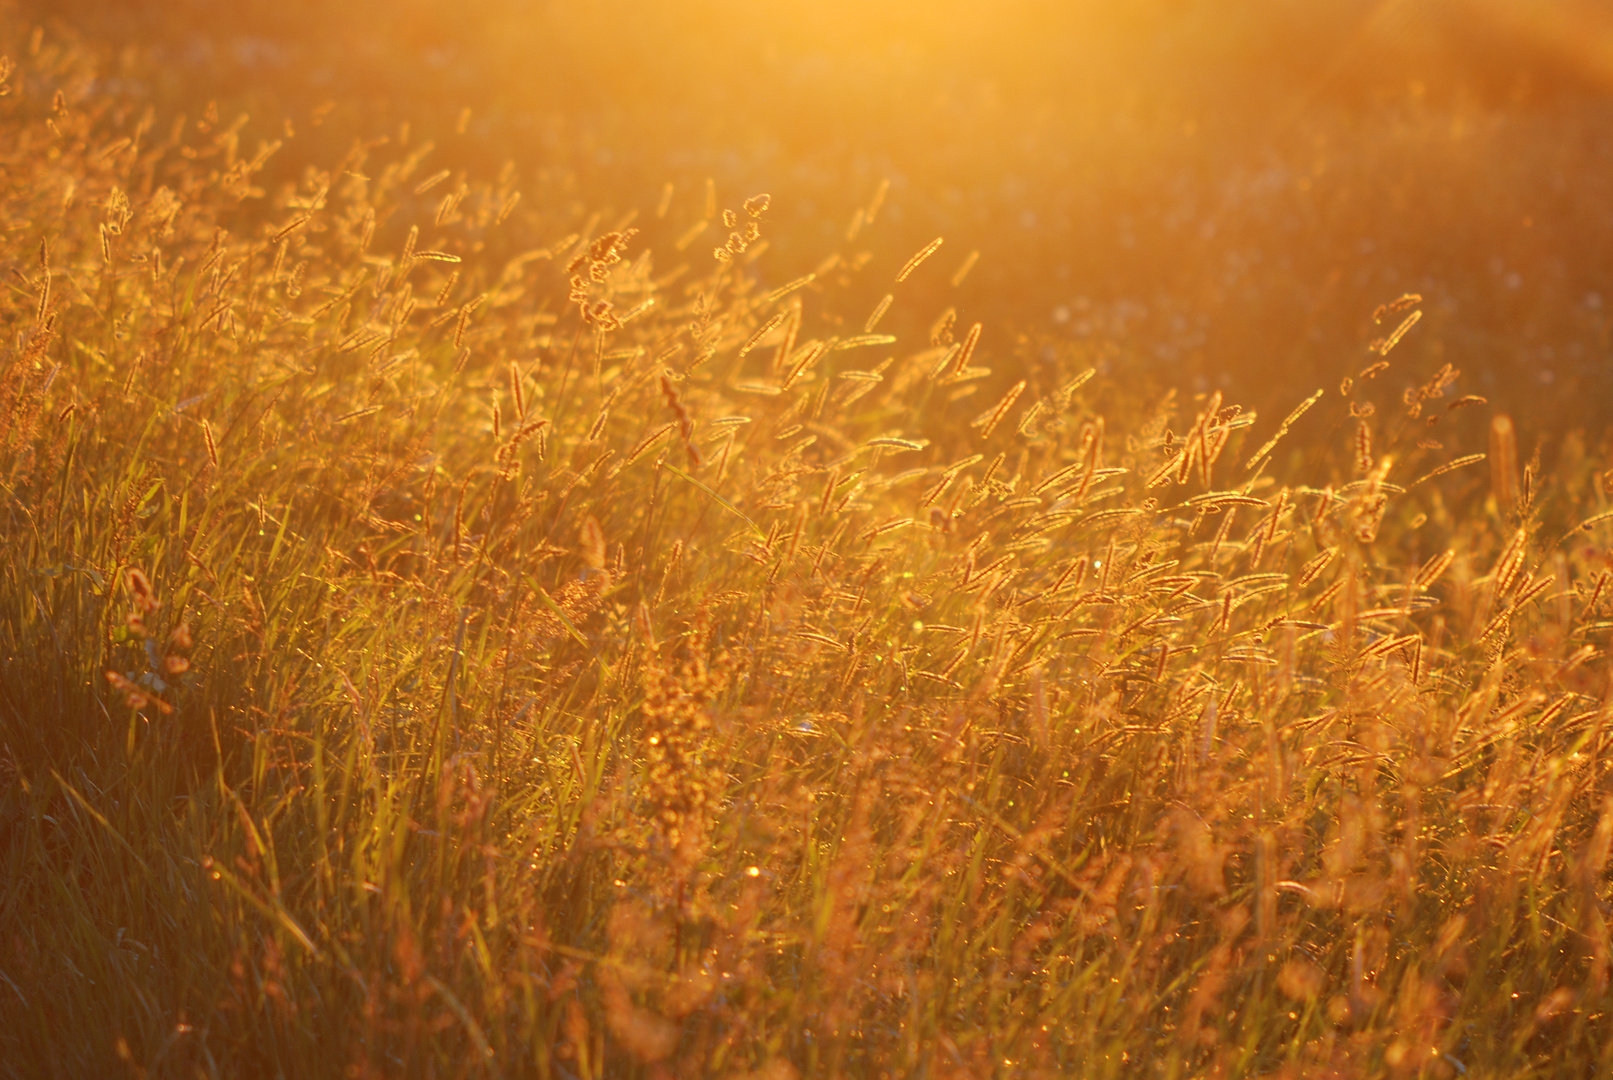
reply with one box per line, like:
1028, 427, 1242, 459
2, 28, 1613, 1080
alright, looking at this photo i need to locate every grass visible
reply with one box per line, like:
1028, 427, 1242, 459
3, 24, 1613, 1080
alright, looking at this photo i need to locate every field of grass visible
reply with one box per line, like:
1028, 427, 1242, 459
4, 16, 1613, 1080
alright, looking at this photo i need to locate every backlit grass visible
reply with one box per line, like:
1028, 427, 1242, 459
3, 28, 1613, 1080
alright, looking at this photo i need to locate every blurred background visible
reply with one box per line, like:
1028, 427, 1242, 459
15, 0, 1613, 432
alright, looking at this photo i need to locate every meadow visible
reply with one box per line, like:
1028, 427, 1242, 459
4, 11, 1613, 1079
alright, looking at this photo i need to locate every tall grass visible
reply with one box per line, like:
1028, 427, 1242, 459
3, 29, 1613, 1080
